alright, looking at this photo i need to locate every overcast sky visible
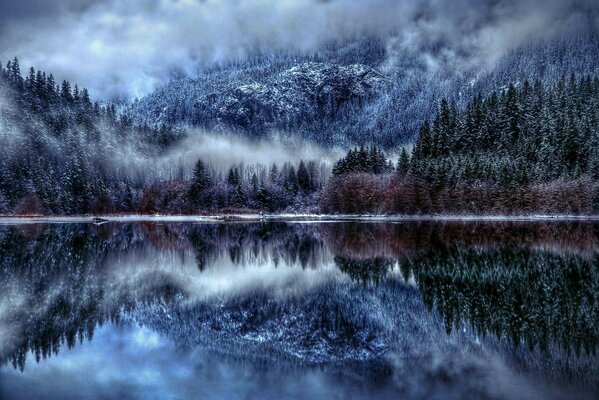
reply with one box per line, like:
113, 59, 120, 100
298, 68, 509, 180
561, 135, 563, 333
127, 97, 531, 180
0, 0, 596, 100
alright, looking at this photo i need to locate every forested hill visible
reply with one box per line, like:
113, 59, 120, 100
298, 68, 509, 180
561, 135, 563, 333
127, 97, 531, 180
467, 33, 599, 100
127, 32, 599, 148
1, 33, 599, 216
0, 58, 181, 214
323, 76, 599, 215
0, 58, 329, 215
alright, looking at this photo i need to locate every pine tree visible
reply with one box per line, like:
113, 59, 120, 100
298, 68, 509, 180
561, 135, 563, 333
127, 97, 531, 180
227, 167, 241, 186
61, 80, 73, 103
286, 166, 298, 194
415, 120, 432, 159
397, 148, 410, 176
256, 182, 271, 211
269, 163, 279, 183
10, 57, 23, 90
436, 98, 451, 156
189, 159, 213, 205
297, 160, 311, 193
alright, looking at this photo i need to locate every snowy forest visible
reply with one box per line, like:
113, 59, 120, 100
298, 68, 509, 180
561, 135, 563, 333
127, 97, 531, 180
2, 3, 599, 400
1, 24, 599, 216
1, 55, 599, 215
323, 77, 599, 214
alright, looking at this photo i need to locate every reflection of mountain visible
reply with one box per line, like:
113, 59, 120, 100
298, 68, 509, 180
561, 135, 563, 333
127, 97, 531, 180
0, 222, 335, 370
137, 280, 413, 364
0, 221, 598, 394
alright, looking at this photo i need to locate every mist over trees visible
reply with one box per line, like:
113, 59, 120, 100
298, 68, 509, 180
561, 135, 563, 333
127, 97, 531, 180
126, 33, 599, 149
2, 55, 599, 216
0, 58, 184, 215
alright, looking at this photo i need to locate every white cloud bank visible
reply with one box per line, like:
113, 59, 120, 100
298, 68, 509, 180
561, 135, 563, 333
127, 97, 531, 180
0, 0, 596, 100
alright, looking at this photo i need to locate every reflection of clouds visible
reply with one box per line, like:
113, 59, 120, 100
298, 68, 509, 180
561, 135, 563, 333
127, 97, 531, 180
184, 255, 346, 299
0, 324, 396, 400
0, 299, 570, 400
132, 327, 161, 349
104, 247, 345, 303
0, 324, 197, 400
0, 285, 25, 355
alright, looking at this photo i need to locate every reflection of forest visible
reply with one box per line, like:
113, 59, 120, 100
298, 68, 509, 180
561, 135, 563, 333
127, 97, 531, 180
0, 221, 597, 377
322, 221, 599, 259
410, 249, 598, 352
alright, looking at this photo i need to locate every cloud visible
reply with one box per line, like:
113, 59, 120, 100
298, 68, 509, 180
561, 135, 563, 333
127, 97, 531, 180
93, 129, 343, 181
0, 0, 597, 100
158, 131, 344, 173
383, 0, 599, 77
0, 0, 411, 99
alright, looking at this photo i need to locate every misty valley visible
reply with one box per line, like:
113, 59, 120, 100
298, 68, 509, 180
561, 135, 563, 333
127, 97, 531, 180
0, 220, 597, 400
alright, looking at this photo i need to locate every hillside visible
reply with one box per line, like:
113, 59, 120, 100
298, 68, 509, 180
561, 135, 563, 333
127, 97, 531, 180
127, 32, 599, 148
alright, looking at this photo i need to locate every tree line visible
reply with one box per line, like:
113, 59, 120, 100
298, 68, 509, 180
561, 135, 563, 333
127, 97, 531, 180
323, 75, 599, 215
138, 159, 326, 214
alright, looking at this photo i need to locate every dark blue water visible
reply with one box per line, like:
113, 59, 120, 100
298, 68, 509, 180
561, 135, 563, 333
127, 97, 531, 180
0, 221, 597, 400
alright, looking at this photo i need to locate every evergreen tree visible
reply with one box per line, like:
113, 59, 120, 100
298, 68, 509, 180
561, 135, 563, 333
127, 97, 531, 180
397, 148, 410, 176
269, 164, 279, 183
189, 159, 213, 205
256, 182, 272, 211
227, 167, 241, 187
286, 166, 298, 194
297, 161, 311, 193
61, 80, 73, 103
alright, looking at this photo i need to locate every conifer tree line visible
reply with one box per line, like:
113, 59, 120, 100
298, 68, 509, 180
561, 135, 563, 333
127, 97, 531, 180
139, 159, 326, 214
322, 76, 599, 215
331, 145, 394, 175
411, 75, 599, 184
0, 58, 180, 215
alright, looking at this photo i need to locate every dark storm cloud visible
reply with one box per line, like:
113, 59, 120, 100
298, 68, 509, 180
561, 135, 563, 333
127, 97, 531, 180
0, 0, 596, 100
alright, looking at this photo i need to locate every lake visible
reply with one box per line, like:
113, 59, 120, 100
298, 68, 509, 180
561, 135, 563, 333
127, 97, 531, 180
0, 220, 597, 400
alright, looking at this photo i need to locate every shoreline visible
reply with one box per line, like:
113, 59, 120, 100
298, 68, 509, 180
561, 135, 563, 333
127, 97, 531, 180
0, 213, 598, 225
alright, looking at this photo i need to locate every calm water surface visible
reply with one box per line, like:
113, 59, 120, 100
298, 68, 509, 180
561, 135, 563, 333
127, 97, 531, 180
0, 221, 597, 400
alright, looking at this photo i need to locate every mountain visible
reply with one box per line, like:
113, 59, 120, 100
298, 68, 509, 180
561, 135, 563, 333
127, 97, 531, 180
2, 31, 599, 216
466, 32, 599, 99
127, 32, 599, 149
195, 62, 392, 133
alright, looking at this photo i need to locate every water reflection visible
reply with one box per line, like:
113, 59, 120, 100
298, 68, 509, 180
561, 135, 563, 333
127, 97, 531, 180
0, 221, 597, 399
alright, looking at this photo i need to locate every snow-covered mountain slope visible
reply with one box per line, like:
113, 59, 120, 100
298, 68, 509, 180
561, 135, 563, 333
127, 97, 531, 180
126, 32, 599, 148
195, 62, 392, 132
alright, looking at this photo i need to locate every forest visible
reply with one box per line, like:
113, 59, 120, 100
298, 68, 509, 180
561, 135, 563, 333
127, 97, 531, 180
1, 57, 598, 216
322, 75, 599, 214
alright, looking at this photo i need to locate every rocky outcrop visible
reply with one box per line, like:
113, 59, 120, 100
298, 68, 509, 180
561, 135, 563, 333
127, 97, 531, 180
195, 62, 392, 131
